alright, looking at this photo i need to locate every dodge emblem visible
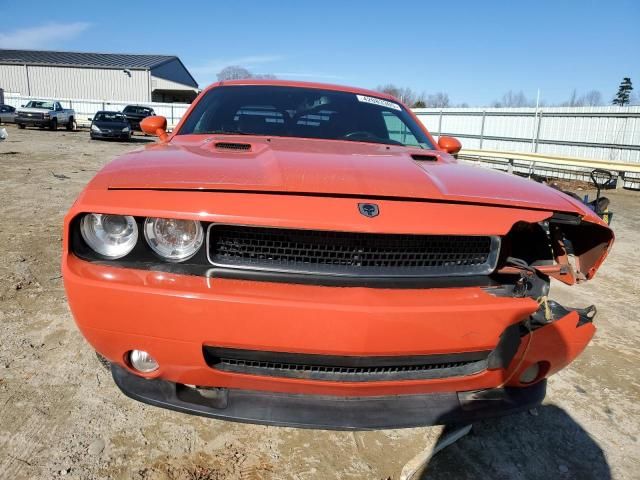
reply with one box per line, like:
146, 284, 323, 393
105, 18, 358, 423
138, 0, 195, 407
358, 203, 379, 218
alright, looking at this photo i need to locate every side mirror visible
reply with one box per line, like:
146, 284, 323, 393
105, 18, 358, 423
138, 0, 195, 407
87, 117, 93, 121
140, 115, 169, 142
21, 104, 24, 107
438, 136, 462, 155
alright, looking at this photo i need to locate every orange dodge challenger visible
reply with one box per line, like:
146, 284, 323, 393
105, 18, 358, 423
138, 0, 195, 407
62, 80, 613, 430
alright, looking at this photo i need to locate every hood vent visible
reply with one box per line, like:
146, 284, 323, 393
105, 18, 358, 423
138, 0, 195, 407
411, 154, 438, 162
214, 142, 252, 152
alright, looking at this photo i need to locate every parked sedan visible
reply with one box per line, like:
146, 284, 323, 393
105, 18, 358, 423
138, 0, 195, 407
0, 104, 16, 124
90, 111, 131, 141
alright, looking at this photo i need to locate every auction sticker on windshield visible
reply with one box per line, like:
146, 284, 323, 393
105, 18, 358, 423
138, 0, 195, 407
356, 95, 402, 111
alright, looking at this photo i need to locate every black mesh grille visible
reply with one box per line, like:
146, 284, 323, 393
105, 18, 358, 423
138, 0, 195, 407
204, 347, 489, 382
214, 142, 252, 151
208, 225, 498, 277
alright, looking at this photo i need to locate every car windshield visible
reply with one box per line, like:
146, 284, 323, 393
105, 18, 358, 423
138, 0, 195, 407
26, 101, 55, 110
177, 86, 434, 148
95, 112, 127, 122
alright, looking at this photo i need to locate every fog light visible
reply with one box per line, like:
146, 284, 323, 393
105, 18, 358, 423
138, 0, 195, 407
128, 350, 159, 373
519, 362, 541, 384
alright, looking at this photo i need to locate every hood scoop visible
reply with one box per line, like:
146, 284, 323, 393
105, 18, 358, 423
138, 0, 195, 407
411, 153, 438, 162
214, 141, 252, 152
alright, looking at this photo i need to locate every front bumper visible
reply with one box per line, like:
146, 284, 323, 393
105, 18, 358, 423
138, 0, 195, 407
112, 364, 547, 430
16, 117, 50, 126
91, 131, 130, 140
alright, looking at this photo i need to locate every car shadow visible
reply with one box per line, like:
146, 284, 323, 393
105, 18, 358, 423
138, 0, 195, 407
420, 404, 610, 480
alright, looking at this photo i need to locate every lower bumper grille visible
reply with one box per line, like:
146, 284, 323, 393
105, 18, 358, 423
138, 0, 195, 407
207, 225, 500, 278
203, 347, 490, 382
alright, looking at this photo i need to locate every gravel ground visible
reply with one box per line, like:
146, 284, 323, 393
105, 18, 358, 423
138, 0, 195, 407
0, 125, 638, 479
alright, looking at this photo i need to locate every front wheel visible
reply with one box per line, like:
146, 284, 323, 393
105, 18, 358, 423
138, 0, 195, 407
49, 118, 58, 131
18, 123, 25, 129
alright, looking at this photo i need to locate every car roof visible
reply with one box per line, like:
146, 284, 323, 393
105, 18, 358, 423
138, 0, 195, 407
201, 79, 402, 103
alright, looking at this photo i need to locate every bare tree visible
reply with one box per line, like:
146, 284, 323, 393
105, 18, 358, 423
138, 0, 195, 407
581, 90, 603, 106
217, 66, 277, 82
492, 90, 531, 107
217, 66, 253, 81
375, 84, 422, 106
425, 92, 450, 108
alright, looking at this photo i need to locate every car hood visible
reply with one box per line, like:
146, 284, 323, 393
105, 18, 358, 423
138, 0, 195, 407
94, 135, 584, 213
17, 107, 52, 114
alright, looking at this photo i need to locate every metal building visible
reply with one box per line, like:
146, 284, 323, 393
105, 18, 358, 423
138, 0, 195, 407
0, 49, 199, 103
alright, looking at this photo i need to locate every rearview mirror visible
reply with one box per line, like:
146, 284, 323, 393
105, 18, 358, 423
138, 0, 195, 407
140, 115, 169, 142
438, 136, 462, 155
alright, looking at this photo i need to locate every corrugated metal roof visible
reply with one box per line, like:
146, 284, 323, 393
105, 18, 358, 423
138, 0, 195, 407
0, 49, 176, 69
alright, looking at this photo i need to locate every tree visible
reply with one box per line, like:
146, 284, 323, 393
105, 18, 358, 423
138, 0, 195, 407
492, 90, 531, 108
413, 100, 426, 108
425, 92, 450, 108
581, 90, 603, 106
216, 66, 277, 81
612, 77, 633, 106
376, 84, 421, 106
217, 66, 253, 81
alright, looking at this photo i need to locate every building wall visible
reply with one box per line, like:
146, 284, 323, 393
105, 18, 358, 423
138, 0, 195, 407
0, 64, 30, 94
0, 64, 150, 101
151, 59, 197, 87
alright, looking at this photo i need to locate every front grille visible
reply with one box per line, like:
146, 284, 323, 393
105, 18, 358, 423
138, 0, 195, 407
208, 225, 499, 277
204, 347, 489, 382
18, 112, 44, 120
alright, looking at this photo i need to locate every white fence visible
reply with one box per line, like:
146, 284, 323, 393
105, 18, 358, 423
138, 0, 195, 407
3, 93, 190, 128
414, 106, 640, 165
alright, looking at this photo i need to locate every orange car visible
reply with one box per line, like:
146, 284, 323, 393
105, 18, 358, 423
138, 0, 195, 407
62, 80, 613, 429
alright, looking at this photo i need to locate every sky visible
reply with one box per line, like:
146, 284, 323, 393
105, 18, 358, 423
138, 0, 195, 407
0, 0, 638, 106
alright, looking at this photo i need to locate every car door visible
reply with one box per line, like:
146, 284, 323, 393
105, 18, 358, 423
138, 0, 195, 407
55, 103, 67, 123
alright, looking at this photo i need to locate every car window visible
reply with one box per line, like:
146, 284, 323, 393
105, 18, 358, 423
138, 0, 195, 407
382, 111, 421, 147
178, 86, 434, 148
123, 106, 133, 113
95, 112, 127, 122
26, 101, 55, 110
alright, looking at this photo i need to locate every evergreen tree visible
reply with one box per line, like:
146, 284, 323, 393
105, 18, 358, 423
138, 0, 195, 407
612, 77, 633, 106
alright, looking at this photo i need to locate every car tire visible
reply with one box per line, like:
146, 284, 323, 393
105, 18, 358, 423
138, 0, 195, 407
18, 123, 25, 129
49, 118, 58, 131
66, 117, 76, 131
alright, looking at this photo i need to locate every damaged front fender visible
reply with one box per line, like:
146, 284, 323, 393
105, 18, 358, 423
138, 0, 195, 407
506, 301, 597, 387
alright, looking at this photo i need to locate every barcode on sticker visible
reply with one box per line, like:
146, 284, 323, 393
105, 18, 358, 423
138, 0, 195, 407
356, 95, 402, 111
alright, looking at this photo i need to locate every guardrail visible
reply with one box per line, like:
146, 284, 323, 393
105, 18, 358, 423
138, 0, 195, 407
458, 149, 640, 190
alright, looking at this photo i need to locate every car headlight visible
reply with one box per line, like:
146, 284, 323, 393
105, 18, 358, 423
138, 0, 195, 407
144, 217, 204, 262
91, 124, 100, 132
122, 126, 130, 132
80, 213, 138, 259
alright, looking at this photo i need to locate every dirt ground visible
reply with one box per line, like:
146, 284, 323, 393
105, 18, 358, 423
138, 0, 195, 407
0, 125, 638, 480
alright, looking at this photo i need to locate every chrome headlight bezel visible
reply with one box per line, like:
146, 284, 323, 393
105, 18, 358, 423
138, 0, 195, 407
80, 213, 138, 259
143, 217, 204, 262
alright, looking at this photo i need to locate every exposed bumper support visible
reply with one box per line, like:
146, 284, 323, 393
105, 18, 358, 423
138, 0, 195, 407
111, 364, 546, 430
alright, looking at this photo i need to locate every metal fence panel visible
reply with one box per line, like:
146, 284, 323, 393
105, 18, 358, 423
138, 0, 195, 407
414, 106, 640, 164
4, 93, 190, 128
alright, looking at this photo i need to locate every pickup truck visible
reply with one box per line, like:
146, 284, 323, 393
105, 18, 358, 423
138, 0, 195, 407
122, 105, 155, 131
16, 100, 76, 131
